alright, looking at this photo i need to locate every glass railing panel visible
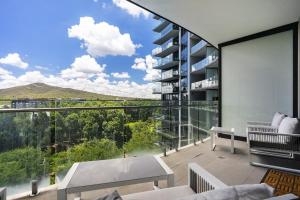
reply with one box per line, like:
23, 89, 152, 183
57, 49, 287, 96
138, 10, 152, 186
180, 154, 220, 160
191, 51, 218, 72
161, 69, 179, 80
191, 40, 207, 54
155, 54, 179, 68
154, 24, 179, 41
152, 38, 178, 56
161, 24, 178, 37
191, 76, 219, 90
0, 111, 52, 196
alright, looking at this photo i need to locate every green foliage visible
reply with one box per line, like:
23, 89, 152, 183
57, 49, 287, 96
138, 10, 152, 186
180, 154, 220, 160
0, 147, 46, 186
52, 138, 121, 173
0, 100, 160, 187
125, 121, 160, 153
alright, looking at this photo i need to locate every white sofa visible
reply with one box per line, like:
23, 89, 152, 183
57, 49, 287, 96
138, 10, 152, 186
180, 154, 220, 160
121, 163, 297, 200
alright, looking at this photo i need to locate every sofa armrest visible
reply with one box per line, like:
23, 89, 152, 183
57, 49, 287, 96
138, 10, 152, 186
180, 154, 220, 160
188, 163, 227, 193
247, 125, 278, 134
248, 121, 272, 126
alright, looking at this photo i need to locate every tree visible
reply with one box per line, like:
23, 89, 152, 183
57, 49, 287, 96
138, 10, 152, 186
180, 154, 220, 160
125, 120, 160, 154
52, 138, 121, 173
64, 113, 82, 144
102, 110, 126, 148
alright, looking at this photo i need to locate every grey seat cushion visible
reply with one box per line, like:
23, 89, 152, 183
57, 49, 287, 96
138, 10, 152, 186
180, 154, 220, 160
278, 117, 300, 134
176, 183, 274, 200
122, 185, 195, 200
271, 112, 286, 128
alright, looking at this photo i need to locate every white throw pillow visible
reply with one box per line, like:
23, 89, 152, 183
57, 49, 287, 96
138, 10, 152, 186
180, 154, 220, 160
278, 117, 300, 135
176, 183, 274, 200
271, 112, 286, 128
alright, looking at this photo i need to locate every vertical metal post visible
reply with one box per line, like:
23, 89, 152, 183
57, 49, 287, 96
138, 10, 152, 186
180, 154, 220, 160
178, 27, 182, 150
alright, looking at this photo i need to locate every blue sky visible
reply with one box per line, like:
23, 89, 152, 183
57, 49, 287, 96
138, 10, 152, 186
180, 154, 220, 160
0, 0, 160, 98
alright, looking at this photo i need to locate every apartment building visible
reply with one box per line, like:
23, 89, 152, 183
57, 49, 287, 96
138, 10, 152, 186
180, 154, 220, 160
152, 16, 219, 149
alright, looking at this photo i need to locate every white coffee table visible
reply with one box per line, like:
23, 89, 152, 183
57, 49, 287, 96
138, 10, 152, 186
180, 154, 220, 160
210, 127, 235, 154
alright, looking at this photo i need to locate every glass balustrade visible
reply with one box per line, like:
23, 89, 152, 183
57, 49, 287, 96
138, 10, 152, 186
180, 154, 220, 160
191, 51, 218, 72
191, 76, 219, 90
191, 40, 207, 54
154, 54, 179, 68
0, 99, 218, 196
152, 38, 178, 56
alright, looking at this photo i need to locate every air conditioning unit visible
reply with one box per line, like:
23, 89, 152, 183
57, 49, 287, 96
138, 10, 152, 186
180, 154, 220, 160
0, 188, 6, 200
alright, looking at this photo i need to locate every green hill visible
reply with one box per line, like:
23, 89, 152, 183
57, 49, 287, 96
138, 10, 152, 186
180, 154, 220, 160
0, 83, 133, 100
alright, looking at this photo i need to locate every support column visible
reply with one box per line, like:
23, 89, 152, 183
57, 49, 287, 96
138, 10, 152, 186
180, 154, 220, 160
298, 19, 300, 118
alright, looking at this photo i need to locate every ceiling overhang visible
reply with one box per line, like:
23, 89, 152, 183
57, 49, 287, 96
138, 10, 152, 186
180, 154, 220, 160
128, 0, 300, 47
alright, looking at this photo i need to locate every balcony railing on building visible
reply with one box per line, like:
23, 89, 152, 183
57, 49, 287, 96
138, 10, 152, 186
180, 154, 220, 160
153, 18, 170, 32
154, 24, 179, 45
152, 86, 162, 94
153, 54, 179, 70
152, 38, 179, 57
191, 51, 218, 73
191, 76, 218, 91
160, 69, 179, 82
161, 85, 179, 94
191, 40, 208, 55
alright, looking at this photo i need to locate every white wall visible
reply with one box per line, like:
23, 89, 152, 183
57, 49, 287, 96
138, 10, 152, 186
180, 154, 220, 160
222, 31, 294, 137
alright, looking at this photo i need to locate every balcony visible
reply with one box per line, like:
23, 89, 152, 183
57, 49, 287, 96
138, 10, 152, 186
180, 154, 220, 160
191, 52, 218, 74
152, 38, 179, 58
160, 69, 179, 82
152, 86, 161, 94
0, 100, 221, 199
161, 85, 179, 94
153, 54, 179, 70
154, 24, 179, 45
191, 76, 218, 91
190, 33, 201, 40
153, 18, 170, 32
191, 40, 208, 57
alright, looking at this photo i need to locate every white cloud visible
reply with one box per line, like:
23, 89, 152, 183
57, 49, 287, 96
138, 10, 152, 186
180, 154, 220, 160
0, 53, 28, 69
68, 17, 140, 57
60, 55, 107, 79
131, 57, 146, 70
132, 55, 160, 81
111, 72, 130, 79
0, 67, 11, 76
71, 55, 104, 73
112, 0, 150, 18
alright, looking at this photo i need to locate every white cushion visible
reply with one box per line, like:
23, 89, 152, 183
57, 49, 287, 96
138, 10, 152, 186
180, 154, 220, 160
122, 185, 195, 200
271, 112, 286, 128
176, 183, 274, 200
278, 117, 300, 134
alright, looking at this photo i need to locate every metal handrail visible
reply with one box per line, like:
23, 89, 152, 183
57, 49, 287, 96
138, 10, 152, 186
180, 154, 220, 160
0, 103, 219, 113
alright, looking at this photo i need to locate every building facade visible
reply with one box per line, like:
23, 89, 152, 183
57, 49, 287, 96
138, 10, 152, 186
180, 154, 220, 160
152, 15, 219, 149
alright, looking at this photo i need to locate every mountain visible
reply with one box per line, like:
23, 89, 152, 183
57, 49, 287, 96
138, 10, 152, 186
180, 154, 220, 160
0, 83, 133, 100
